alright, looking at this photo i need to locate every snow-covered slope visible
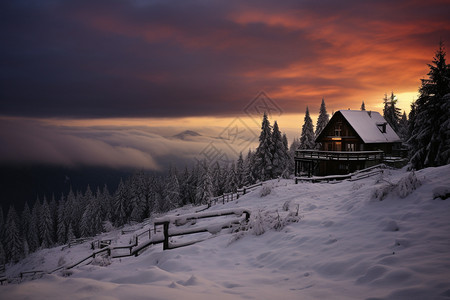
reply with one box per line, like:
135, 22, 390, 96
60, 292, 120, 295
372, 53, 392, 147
2, 165, 450, 300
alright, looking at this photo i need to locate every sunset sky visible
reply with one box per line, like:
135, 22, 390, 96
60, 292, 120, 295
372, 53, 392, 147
1, 0, 449, 170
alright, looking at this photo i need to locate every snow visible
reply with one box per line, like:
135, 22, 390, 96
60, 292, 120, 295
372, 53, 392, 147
339, 110, 401, 143
2, 165, 450, 299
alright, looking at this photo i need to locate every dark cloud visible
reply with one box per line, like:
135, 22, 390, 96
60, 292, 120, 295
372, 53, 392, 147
1, 0, 449, 118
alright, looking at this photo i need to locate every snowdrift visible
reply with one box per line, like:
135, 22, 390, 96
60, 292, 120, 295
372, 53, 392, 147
2, 165, 450, 300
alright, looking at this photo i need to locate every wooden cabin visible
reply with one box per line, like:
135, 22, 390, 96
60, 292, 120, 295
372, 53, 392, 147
294, 110, 402, 177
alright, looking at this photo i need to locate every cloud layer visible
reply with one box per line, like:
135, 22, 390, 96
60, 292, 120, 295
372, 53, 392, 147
1, 0, 449, 118
0, 117, 261, 170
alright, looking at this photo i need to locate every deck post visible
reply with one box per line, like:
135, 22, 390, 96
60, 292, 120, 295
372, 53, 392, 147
163, 221, 169, 250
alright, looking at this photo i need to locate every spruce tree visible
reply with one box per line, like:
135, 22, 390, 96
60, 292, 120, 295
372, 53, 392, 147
56, 195, 67, 244
281, 133, 291, 178
255, 112, 273, 181
4, 206, 22, 262
236, 153, 245, 188
315, 98, 330, 137
383, 92, 401, 132
196, 161, 212, 205
299, 107, 315, 150
114, 179, 131, 226
361, 101, 366, 111
164, 170, 180, 211
226, 162, 238, 193
39, 198, 54, 248
410, 42, 450, 168
315, 99, 329, 149
244, 149, 256, 186
398, 111, 409, 140
271, 121, 285, 178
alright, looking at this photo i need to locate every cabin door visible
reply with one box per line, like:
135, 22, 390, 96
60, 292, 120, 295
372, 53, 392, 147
334, 142, 342, 151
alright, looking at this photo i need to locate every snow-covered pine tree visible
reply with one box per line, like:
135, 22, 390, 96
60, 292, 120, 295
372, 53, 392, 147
4, 206, 22, 263
255, 112, 273, 181
271, 121, 285, 178
299, 107, 315, 150
0, 206, 4, 242
244, 149, 256, 186
179, 166, 191, 205
196, 161, 212, 205
316, 98, 329, 137
186, 164, 199, 204
288, 137, 301, 175
281, 133, 291, 178
236, 152, 245, 188
130, 172, 149, 222
20, 202, 32, 251
0, 242, 5, 266
226, 162, 238, 193
410, 42, 450, 168
210, 162, 223, 196
163, 169, 180, 211
315, 99, 329, 149
398, 111, 409, 140
100, 185, 112, 223
114, 178, 132, 226
30, 197, 42, 250
361, 101, 366, 111
39, 197, 54, 248
383, 92, 401, 133
56, 195, 67, 244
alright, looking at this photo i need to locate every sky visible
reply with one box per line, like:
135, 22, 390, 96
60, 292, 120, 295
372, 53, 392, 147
1, 0, 449, 170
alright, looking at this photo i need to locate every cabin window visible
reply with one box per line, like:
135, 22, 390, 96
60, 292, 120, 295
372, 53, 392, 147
334, 123, 342, 136
327, 143, 332, 151
346, 143, 355, 151
376, 123, 387, 133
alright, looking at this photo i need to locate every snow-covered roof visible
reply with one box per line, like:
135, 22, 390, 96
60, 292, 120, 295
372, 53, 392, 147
338, 110, 401, 143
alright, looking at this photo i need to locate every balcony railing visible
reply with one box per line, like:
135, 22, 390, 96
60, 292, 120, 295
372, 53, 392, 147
295, 150, 384, 161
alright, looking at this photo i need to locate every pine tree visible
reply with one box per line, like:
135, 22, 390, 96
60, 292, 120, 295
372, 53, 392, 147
0, 206, 4, 243
271, 121, 285, 178
255, 112, 273, 181
163, 170, 180, 211
114, 179, 132, 226
179, 166, 192, 205
398, 111, 409, 140
244, 149, 256, 186
30, 198, 42, 251
281, 133, 291, 178
315, 98, 330, 137
196, 161, 212, 205
361, 101, 366, 111
226, 162, 238, 193
4, 206, 22, 263
315, 99, 329, 149
299, 107, 315, 150
236, 153, 245, 188
383, 92, 401, 132
40, 198, 54, 248
100, 185, 112, 223
410, 42, 450, 168
56, 195, 67, 244
130, 172, 148, 222
20, 202, 32, 249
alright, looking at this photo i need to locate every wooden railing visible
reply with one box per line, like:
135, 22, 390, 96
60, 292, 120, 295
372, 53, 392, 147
207, 182, 263, 207
295, 150, 384, 161
154, 208, 251, 250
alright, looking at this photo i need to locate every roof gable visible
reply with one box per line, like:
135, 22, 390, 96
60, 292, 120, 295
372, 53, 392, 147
317, 110, 401, 143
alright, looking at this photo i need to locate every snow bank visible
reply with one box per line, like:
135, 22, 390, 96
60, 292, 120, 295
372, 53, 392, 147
2, 165, 450, 300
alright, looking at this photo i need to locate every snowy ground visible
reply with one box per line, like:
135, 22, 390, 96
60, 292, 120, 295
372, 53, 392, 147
2, 165, 450, 300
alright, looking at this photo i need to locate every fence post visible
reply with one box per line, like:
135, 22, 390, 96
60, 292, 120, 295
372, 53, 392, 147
222, 195, 225, 204
163, 222, 169, 250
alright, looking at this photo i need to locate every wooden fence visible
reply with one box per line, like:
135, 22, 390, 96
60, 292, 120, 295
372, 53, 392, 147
208, 182, 263, 207
154, 208, 251, 250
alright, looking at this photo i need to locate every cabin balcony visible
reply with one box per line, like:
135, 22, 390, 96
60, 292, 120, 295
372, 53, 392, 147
294, 150, 385, 177
295, 150, 384, 161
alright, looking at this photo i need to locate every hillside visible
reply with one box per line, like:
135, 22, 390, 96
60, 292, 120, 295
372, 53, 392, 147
2, 165, 450, 300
